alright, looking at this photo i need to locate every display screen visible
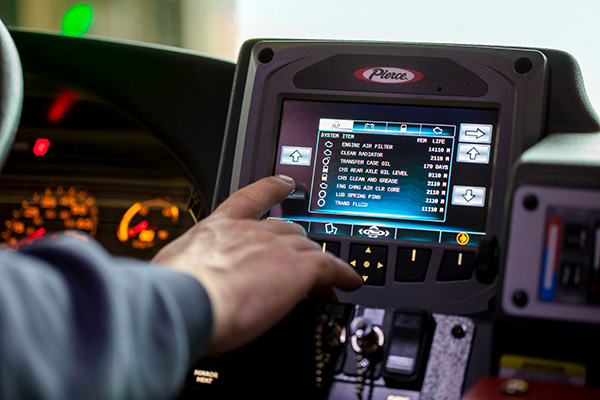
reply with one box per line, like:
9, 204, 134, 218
271, 100, 498, 246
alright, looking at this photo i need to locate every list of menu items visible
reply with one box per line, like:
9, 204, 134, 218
309, 121, 454, 222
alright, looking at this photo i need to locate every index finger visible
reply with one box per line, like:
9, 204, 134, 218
212, 175, 296, 220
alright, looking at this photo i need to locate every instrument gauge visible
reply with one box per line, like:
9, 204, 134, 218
1, 186, 99, 247
117, 199, 180, 250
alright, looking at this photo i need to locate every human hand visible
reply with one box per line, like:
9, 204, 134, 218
152, 175, 363, 355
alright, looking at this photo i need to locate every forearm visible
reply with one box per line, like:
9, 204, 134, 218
0, 234, 212, 400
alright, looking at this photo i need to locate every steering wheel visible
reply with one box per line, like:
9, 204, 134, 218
0, 18, 22, 169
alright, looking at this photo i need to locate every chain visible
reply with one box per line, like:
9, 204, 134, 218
355, 354, 371, 397
314, 313, 332, 390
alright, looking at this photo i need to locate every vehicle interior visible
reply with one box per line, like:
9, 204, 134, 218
2, 1, 600, 399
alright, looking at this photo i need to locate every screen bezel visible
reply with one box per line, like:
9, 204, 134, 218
267, 96, 502, 247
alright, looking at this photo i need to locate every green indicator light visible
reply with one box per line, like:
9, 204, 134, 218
62, 4, 94, 37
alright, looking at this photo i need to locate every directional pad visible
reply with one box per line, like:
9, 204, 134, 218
349, 244, 387, 286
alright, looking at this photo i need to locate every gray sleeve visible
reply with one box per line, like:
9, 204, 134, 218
0, 233, 213, 400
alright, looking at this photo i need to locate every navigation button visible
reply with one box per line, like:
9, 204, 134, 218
459, 124, 493, 144
354, 121, 386, 133
349, 244, 387, 286
387, 123, 420, 135
396, 229, 439, 242
456, 232, 470, 246
354, 224, 395, 239
441, 231, 484, 247
451, 186, 486, 207
420, 125, 455, 136
319, 118, 354, 131
457, 143, 490, 164
310, 222, 352, 236
325, 223, 338, 235
280, 146, 312, 166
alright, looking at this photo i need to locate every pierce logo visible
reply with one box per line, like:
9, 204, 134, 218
354, 67, 423, 84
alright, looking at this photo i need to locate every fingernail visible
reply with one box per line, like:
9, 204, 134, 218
274, 174, 295, 185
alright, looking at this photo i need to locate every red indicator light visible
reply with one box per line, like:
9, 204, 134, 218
48, 90, 76, 123
16, 227, 46, 246
128, 220, 149, 238
33, 138, 50, 156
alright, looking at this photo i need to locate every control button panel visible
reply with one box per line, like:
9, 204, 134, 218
502, 185, 600, 324
539, 213, 600, 305
278, 218, 483, 248
311, 234, 485, 286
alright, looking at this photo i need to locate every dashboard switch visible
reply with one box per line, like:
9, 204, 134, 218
383, 311, 429, 385
396, 247, 431, 282
316, 240, 341, 257
563, 224, 588, 251
438, 251, 476, 281
588, 225, 600, 304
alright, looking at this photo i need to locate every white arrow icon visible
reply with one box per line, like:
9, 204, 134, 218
464, 128, 487, 139
289, 150, 302, 162
466, 147, 480, 160
462, 189, 476, 202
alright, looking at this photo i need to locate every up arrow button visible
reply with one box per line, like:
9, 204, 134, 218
280, 146, 312, 166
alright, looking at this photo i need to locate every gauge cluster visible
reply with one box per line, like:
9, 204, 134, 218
0, 181, 195, 259
0, 74, 199, 260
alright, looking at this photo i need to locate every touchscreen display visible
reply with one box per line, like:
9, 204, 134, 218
270, 100, 498, 246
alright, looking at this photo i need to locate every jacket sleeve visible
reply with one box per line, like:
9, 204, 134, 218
0, 233, 213, 400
